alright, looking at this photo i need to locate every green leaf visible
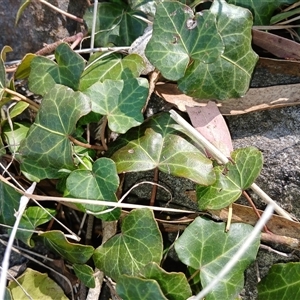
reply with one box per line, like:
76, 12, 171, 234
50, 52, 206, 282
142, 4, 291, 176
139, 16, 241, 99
79, 53, 145, 91
270, 7, 300, 24
3, 121, 30, 153
228, 0, 297, 25
128, 0, 157, 16
15, 0, 31, 25
196, 147, 263, 210
0, 181, 21, 226
109, 112, 215, 185
73, 264, 96, 288
83, 78, 148, 133
15, 53, 36, 79
0, 46, 12, 98
178, 0, 258, 99
39, 230, 94, 264
66, 158, 121, 221
16, 207, 56, 247
175, 218, 260, 300
117, 275, 167, 300
258, 262, 300, 299
93, 208, 163, 281
9, 102, 30, 119
29, 43, 85, 95
145, 1, 223, 81
18, 85, 91, 181
8, 268, 68, 300
84, 3, 147, 47
141, 262, 192, 300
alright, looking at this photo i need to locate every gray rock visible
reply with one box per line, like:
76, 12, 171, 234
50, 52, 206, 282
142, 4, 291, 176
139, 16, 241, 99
0, 0, 87, 61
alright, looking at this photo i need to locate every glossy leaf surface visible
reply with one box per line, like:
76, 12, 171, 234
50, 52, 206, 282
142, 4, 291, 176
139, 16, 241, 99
258, 262, 300, 299
18, 85, 91, 181
66, 158, 120, 220
93, 209, 163, 281
175, 217, 260, 300
197, 147, 263, 210
83, 78, 148, 133
146, 1, 223, 81
39, 230, 94, 264
73, 264, 96, 289
29, 43, 85, 95
110, 113, 215, 185
178, 0, 258, 99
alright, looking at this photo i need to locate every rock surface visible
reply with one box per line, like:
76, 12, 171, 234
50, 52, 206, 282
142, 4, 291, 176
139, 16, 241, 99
0, 0, 86, 61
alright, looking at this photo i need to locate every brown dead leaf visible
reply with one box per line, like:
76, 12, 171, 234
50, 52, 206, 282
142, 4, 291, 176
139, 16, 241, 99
186, 103, 233, 157
185, 191, 300, 239
252, 29, 300, 60
155, 82, 300, 115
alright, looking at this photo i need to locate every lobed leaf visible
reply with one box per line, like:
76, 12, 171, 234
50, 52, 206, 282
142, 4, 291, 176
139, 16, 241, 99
79, 53, 145, 91
93, 208, 163, 281
66, 158, 121, 221
109, 112, 215, 185
16, 207, 56, 247
18, 85, 91, 181
258, 262, 300, 299
197, 147, 263, 210
83, 78, 148, 133
145, 1, 223, 81
84, 3, 147, 47
175, 218, 260, 300
178, 0, 258, 99
39, 230, 94, 264
29, 43, 85, 95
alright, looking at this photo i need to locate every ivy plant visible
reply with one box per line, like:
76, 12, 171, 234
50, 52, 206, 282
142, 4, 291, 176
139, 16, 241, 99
1, 0, 299, 299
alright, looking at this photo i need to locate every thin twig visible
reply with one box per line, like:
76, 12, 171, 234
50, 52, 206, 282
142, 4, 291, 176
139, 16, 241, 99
68, 135, 105, 150
169, 109, 294, 221
39, 0, 83, 23
5, 88, 39, 111
150, 167, 159, 206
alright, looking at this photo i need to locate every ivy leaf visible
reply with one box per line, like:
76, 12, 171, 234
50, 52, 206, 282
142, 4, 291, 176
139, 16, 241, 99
141, 262, 192, 300
109, 113, 215, 185
66, 158, 121, 221
116, 275, 167, 300
3, 121, 30, 153
258, 262, 300, 299
18, 85, 91, 181
29, 43, 85, 95
228, 0, 297, 25
15, 53, 36, 79
178, 0, 258, 99
7, 268, 68, 300
84, 2, 147, 47
175, 218, 260, 300
145, 1, 223, 81
16, 207, 56, 247
197, 147, 263, 210
0, 181, 21, 227
73, 264, 96, 289
79, 53, 145, 91
83, 78, 148, 133
39, 230, 94, 264
93, 208, 163, 281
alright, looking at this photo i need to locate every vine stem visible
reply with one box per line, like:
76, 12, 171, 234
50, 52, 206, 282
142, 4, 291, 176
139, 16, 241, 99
38, 0, 84, 23
169, 109, 294, 221
5, 88, 39, 112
